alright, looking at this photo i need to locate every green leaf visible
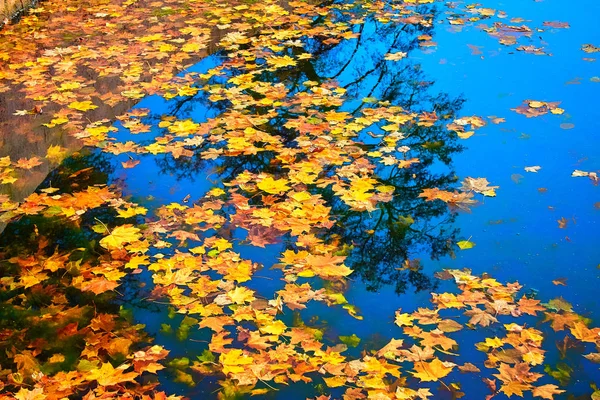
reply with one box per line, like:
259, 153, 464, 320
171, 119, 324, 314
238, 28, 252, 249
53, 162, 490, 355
160, 323, 172, 334
544, 363, 572, 386
173, 370, 195, 386
91, 223, 108, 234
167, 357, 190, 369
339, 333, 361, 348
77, 359, 99, 372
197, 349, 216, 363
343, 304, 363, 320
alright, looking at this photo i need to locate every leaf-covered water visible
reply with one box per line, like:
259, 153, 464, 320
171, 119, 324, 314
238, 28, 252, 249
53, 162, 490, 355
0, 0, 599, 399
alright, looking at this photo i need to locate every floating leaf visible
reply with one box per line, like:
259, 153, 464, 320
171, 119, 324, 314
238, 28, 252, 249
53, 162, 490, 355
339, 334, 361, 348
411, 358, 455, 382
99, 225, 142, 249
68, 100, 98, 111
457, 240, 475, 250
524, 165, 541, 173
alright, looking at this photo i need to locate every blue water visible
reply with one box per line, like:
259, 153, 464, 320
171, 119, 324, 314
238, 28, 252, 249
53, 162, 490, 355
425, 0, 600, 317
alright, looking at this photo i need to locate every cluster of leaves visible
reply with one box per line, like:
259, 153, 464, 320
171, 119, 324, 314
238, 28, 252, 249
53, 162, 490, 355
0, 215, 177, 399
511, 101, 565, 119
444, 5, 572, 56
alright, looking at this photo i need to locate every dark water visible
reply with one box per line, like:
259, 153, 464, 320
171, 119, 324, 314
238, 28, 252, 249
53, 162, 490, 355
1, 0, 599, 398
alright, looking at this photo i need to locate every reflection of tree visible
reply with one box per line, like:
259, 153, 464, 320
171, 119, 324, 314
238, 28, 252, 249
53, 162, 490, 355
0, 149, 158, 310
0, 150, 114, 254
324, 103, 461, 294
154, 6, 464, 295
0, 150, 161, 393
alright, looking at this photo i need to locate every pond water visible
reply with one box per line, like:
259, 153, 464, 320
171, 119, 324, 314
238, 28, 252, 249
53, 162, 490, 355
1, 0, 599, 399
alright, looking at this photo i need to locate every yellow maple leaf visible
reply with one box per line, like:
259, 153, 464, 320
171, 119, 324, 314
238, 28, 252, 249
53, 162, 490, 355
224, 261, 252, 283
48, 354, 65, 363
121, 89, 145, 99
220, 349, 253, 375
411, 358, 455, 382
266, 55, 296, 69
260, 320, 287, 336
87, 362, 138, 386
484, 337, 504, 348
211, 238, 232, 252
323, 376, 347, 388
228, 286, 255, 304
58, 81, 81, 91
99, 225, 142, 249
500, 382, 532, 397
457, 240, 475, 250
257, 176, 290, 194
395, 312, 415, 327
42, 116, 69, 128
125, 255, 149, 269
68, 100, 98, 111
168, 119, 200, 136
523, 351, 544, 365
20, 273, 47, 289
117, 206, 148, 218
46, 145, 67, 164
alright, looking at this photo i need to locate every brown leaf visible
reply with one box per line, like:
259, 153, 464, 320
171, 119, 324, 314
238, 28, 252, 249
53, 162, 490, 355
557, 217, 568, 229
552, 278, 567, 286
437, 319, 463, 333
532, 384, 566, 399
121, 159, 140, 169
465, 307, 498, 327
458, 363, 481, 373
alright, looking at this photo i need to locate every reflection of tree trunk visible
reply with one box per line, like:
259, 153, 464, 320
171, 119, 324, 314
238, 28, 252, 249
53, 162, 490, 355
1, 0, 31, 21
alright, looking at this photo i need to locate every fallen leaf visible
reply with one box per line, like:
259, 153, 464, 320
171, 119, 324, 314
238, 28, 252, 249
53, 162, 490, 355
560, 123, 575, 130
532, 384, 566, 399
68, 100, 98, 111
411, 358, 455, 382
557, 217, 568, 229
99, 225, 142, 249
511, 174, 524, 184
121, 159, 141, 169
457, 240, 475, 250
458, 363, 481, 373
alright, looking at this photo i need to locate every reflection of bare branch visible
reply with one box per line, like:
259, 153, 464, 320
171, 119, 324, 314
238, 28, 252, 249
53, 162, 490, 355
152, 3, 462, 295
329, 23, 365, 79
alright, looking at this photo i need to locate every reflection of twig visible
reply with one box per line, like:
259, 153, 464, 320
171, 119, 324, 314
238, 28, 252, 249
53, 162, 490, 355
257, 376, 279, 391
329, 23, 365, 79
94, 217, 111, 234
252, 275, 274, 280
433, 346, 458, 356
